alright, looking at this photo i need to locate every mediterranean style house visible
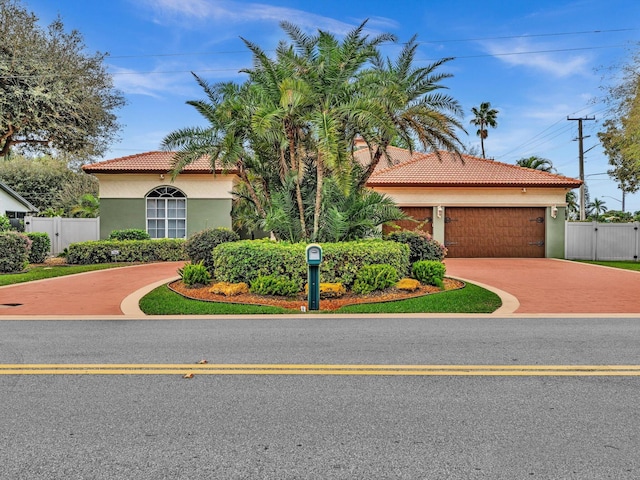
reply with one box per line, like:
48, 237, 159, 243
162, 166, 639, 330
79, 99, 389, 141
83, 147, 581, 258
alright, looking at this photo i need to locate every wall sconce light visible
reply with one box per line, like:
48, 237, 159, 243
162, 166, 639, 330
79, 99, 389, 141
551, 205, 558, 218
521, 188, 527, 193
437, 205, 443, 218
159, 174, 165, 181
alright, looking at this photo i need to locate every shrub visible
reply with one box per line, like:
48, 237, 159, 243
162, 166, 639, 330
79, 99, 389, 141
352, 264, 399, 295
0, 214, 12, 232
108, 229, 151, 241
396, 278, 421, 292
209, 282, 249, 296
318, 282, 346, 298
178, 261, 211, 287
386, 231, 447, 263
0, 231, 31, 273
250, 275, 300, 296
412, 260, 446, 287
213, 239, 409, 290
26, 232, 51, 264
185, 227, 240, 273
66, 239, 186, 264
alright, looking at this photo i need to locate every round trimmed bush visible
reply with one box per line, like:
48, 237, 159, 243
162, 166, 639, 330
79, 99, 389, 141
386, 231, 447, 263
412, 260, 446, 287
185, 227, 240, 273
26, 232, 51, 264
352, 264, 399, 295
0, 231, 31, 273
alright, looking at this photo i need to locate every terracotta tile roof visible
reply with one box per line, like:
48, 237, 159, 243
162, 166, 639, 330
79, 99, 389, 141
82, 151, 234, 174
362, 150, 582, 188
85, 149, 581, 189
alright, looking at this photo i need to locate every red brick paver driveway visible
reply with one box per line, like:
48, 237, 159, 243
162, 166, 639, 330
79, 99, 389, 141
445, 258, 640, 314
0, 262, 183, 316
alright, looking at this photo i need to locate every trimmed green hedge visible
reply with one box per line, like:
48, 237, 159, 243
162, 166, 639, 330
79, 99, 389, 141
0, 231, 31, 273
26, 232, 51, 264
109, 229, 151, 241
213, 239, 409, 289
66, 239, 187, 264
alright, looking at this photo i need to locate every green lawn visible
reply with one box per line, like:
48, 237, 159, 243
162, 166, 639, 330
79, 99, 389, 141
0, 263, 132, 287
139, 282, 502, 315
579, 260, 640, 272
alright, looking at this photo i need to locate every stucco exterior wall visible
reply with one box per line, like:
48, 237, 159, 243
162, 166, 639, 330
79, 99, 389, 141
94, 173, 235, 239
95, 173, 236, 199
372, 186, 570, 207
545, 206, 567, 258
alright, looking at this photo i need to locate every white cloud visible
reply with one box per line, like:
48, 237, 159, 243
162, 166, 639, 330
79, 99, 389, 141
136, 0, 392, 36
481, 38, 591, 78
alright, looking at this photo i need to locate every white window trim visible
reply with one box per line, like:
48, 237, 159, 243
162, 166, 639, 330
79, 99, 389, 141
145, 186, 187, 239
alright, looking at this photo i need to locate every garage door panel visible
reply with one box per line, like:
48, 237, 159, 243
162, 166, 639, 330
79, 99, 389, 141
445, 207, 545, 258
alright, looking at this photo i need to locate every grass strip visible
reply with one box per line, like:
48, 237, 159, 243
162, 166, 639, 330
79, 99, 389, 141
139, 282, 501, 315
578, 260, 640, 272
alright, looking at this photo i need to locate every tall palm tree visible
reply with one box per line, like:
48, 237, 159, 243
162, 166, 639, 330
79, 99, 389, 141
163, 21, 466, 242
470, 102, 498, 158
353, 36, 465, 188
516, 156, 555, 172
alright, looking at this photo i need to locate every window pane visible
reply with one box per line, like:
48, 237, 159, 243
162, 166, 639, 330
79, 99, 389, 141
157, 199, 165, 218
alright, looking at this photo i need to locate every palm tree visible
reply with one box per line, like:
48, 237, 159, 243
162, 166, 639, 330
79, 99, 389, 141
565, 190, 579, 220
353, 36, 465, 188
69, 194, 99, 218
587, 198, 608, 221
470, 102, 498, 158
516, 156, 555, 172
163, 21, 465, 242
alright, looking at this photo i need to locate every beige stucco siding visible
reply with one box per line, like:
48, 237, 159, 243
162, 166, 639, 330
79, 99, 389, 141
95, 173, 237, 199
372, 186, 570, 207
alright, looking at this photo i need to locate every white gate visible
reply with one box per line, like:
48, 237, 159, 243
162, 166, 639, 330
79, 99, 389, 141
24, 216, 100, 255
565, 221, 640, 261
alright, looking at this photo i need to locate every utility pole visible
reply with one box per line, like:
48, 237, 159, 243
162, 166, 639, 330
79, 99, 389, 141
568, 116, 595, 220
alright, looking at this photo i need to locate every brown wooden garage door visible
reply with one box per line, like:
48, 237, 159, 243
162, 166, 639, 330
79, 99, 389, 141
382, 207, 433, 236
444, 207, 545, 258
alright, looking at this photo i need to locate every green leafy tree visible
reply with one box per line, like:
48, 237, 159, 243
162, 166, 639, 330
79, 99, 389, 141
470, 102, 498, 158
0, 0, 125, 160
597, 119, 640, 212
0, 154, 97, 213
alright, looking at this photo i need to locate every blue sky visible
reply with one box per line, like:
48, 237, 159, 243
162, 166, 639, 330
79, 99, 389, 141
26, 0, 640, 212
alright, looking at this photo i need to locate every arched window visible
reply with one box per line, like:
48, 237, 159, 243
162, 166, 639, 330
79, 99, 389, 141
146, 186, 186, 238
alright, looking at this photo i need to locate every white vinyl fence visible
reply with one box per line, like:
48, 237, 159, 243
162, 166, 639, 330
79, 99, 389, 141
565, 221, 640, 261
24, 216, 100, 256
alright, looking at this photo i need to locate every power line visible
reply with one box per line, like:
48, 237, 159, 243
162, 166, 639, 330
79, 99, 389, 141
0, 43, 631, 80
101, 27, 638, 59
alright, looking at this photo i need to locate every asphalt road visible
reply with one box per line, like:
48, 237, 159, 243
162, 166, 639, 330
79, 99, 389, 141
2, 317, 640, 479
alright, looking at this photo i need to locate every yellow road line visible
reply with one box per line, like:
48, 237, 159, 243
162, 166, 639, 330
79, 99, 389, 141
1, 364, 640, 376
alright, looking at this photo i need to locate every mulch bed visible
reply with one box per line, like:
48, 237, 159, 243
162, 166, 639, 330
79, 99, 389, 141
168, 278, 465, 311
